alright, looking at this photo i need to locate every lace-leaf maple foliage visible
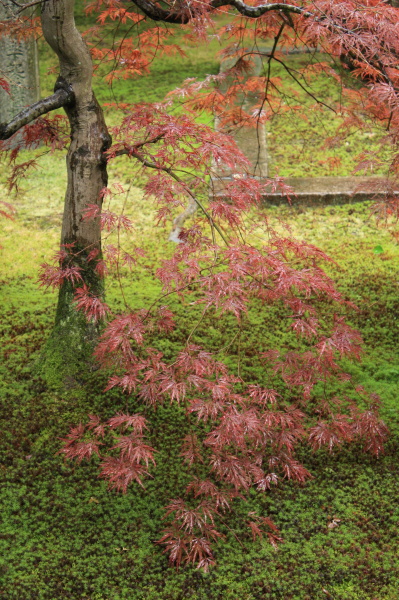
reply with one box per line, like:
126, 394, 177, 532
0, 0, 396, 569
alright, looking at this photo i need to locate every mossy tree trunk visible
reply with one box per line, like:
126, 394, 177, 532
39, 0, 111, 387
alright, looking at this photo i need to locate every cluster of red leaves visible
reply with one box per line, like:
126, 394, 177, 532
0, 200, 16, 249
65, 323, 387, 567
107, 102, 249, 166
38, 243, 111, 321
2, 114, 70, 193
74, 284, 111, 322
92, 29, 186, 83
158, 498, 224, 570
247, 512, 283, 548
0, 200, 15, 221
0, 15, 41, 41
63, 253, 388, 566
83, 201, 134, 233
39, 247, 84, 290
59, 413, 155, 491
83, 0, 187, 83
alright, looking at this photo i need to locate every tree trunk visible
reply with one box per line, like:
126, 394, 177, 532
38, 0, 112, 387
0, 1, 40, 147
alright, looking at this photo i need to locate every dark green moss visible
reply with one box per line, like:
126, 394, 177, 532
1, 201, 399, 599
37, 245, 104, 390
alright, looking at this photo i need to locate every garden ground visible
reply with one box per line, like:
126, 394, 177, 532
1, 17, 399, 599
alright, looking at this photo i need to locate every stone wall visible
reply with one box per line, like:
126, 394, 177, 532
0, 1, 40, 136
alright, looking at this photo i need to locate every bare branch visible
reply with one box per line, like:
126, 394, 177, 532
17, 0, 48, 13
0, 79, 74, 141
131, 0, 311, 23
7, 0, 49, 13
130, 0, 190, 23
211, 0, 310, 19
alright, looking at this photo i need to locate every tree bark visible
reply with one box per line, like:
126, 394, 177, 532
0, 0, 40, 147
39, 0, 112, 387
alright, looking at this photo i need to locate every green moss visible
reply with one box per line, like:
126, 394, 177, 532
265, 54, 392, 177
37, 296, 99, 390
35, 242, 105, 389
2, 195, 399, 599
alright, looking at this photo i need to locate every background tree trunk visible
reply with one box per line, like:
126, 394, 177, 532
0, 1, 40, 147
38, 0, 112, 388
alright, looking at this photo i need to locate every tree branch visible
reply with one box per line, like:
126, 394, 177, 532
131, 0, 395, 88
131, 0, 311, 24
211, 0, 310, 19
8, 0, 49, 13
120, 147, 229, 244
111, 133, 166, 158
0, 79, 74, 141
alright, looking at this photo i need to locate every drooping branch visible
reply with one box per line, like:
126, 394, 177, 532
130, 0, 380, 43
114, 147, 228, 244
0, 78, 74, 141
132, 0, 399, 94
111, 133, 166, 158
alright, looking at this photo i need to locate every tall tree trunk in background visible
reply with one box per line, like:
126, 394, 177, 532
39, 0, 112, 387
0, 1, 40, 147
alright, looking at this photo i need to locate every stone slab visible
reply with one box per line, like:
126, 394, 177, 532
213, 53, 268, 178
213, 117, 268, 179
259, 176, 391, 205
212, 176, 392, 205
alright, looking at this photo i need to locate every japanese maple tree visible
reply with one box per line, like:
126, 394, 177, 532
0, 0, 396, 569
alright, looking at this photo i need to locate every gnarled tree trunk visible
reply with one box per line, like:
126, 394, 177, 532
39, 0, 111, 387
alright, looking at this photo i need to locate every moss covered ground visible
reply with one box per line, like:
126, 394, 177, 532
265, 52, 392, 178
2, 174, 399, 599
1, 15, 399, 600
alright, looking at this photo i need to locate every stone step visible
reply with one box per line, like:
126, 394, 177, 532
260, 176, 390, 205
212, 176, 392, 205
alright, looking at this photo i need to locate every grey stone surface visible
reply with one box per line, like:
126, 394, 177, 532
212, 51, 391, 205
213, 52, 268, 178
212, 175, 392, 205
259, 176, 391, 205
0, 0, 40, 146
213, 115, 268, 179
